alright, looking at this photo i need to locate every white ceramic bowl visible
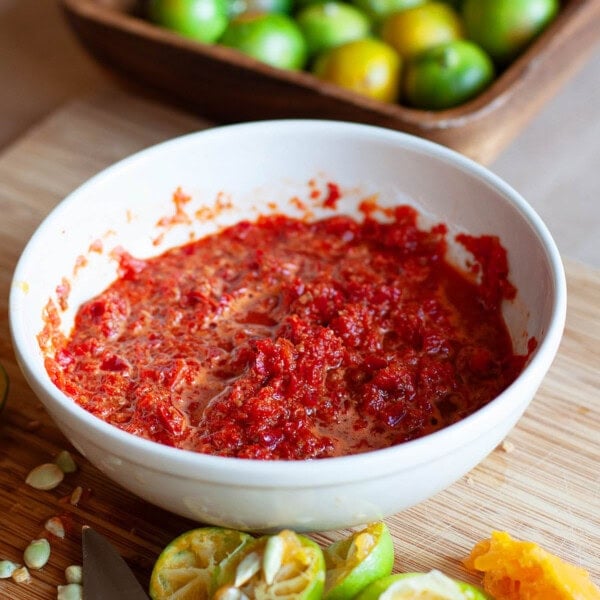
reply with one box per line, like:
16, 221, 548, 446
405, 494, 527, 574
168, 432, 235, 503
10, 121, 566, 532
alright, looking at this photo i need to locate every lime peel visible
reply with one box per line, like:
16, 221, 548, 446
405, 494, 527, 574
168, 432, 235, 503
324, 522, 394, 600
356, 571, 491, 600
380, 571, 468, 599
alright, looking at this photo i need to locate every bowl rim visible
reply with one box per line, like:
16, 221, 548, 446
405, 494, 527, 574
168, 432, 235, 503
9, 119, 567, 487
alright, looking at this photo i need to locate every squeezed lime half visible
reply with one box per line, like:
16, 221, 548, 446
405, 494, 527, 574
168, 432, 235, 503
216, 529, 326, 600
149, 527, 253, 600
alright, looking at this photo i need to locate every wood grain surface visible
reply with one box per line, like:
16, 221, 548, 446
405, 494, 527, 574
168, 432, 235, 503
0, 91, 599, 599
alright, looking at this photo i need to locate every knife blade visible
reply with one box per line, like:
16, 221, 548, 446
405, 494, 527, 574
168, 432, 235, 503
82, 526, 150, 599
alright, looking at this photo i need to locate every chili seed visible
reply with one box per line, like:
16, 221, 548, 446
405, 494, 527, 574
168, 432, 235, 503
24, 538, 51, 570
25, 463, 64, 491
65, 565, 83, 584
501, 439, 515, 453
57, 583, 83, 600
12, 566, 31, 583
0, 560, 19, 579
45, 516, 66, 539
55, 450, 78, 474
70, 486, 83, 506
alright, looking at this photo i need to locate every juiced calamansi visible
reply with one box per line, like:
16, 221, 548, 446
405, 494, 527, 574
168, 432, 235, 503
465, 531, 600, 600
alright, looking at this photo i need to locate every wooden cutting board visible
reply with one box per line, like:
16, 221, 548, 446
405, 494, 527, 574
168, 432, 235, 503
1, 90, 599, 599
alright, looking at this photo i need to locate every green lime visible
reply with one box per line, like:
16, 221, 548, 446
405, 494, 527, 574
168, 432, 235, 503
0, 363, 8, 413
312, 38, 402, 103
324, 522, 394, 600
221, 13, 308, 70
149, 527, 253, 600
462, 0, 559, 65
148, 0, 229, 43
216, 529, 326, 600
403, 39, 495, 110
227, 0, 293, 19
296, 2, 371, 57
349, 0, 424, 23
380, 2, 463, 60
355, 571, 492, 600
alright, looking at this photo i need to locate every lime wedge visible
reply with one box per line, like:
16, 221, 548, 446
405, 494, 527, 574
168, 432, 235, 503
324, 522, 394, 600
149, 527, 253, 600
0, 363, 8, 413
355, 571, 492, 600
216, 529, 326, 600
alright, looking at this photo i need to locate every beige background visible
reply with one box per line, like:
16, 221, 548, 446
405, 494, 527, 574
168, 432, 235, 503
1, 0, 599, 266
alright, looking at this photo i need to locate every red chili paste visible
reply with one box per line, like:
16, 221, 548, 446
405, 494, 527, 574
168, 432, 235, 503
46, 205, 528, 460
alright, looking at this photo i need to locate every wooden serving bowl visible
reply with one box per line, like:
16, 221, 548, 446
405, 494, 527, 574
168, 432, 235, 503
60, 0, 599, 164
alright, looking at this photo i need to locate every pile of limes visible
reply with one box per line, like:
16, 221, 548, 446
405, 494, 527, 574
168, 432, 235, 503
148, 522, 491, 600
147, 0, 559, 110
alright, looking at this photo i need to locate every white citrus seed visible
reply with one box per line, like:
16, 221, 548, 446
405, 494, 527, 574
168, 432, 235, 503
25, 463, 64, 490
